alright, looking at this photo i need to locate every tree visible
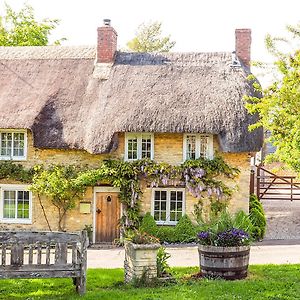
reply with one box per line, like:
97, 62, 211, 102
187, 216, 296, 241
0, 3, 64, 46
245, 23, 300, 173
126, 21, 175, 52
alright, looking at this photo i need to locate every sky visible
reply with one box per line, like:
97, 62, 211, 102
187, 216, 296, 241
1, 0, 300, 65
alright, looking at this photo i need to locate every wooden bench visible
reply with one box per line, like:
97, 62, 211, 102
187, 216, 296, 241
0, 230, 88, 295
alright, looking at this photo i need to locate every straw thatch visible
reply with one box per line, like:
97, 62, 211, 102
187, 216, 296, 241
0, 46, 263, 154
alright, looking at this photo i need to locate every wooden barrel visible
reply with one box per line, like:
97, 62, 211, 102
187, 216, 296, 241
198, 245, 250, 280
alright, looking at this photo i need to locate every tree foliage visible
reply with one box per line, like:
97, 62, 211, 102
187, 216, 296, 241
30, 165, 86, 231
126, 21, 175, 52
245, 23, 300, 173
0, 3, 64, 46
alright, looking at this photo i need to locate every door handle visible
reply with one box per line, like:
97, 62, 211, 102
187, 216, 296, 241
96, 208, 101, 214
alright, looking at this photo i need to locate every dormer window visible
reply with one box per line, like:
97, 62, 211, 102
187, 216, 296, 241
183, 134, 213, 161
0, 130, 27, 161
125, 133, 154, 161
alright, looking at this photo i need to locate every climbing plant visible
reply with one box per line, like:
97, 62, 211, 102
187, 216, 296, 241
0, 154, 239, 233
30, 165, 86, 231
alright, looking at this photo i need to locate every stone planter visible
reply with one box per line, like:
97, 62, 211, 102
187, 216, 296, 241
198, 244, 250, 280
124, 241, 160, 283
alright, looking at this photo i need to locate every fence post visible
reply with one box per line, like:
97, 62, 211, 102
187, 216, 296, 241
256, 165, 260, 199
291, 177, 293, 202
250, 168, 255, 195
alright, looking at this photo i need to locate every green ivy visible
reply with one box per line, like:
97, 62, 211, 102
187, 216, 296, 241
0, 161, 35, 183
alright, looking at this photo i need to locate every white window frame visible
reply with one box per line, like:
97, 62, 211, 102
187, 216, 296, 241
0, 130, 27, 161
183, 134, 213, 161
125, 133, 154, 161
151, 188, 185, 225
0, 184, 32, 224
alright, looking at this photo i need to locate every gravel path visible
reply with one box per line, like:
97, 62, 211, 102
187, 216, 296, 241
262, 200, 300, 239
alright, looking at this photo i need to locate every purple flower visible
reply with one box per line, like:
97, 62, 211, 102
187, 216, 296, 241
198, 231, 209, 239
215, 228, 250, 247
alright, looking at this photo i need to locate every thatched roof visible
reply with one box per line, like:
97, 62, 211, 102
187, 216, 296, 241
0, 46, 263, 154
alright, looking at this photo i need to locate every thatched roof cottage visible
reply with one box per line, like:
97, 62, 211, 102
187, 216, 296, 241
0, 20, 262, 242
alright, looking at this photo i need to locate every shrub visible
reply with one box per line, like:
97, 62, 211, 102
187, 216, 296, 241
139, 213, 198, 243
249, 194, 266, 241
156, 226, 176, 243
140, 212, 158, 236
174, 215, 197, 243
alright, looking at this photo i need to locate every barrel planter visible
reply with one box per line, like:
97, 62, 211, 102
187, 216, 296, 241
124, 241, 160, 283
198, 245, 250, 280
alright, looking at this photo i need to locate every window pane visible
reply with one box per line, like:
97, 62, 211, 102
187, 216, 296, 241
171, 191, 176, 201
160, 211, 166, 221
170, 191, 183, 222
199, 136, 209, 158
127, 138, 138, 160
17, 191, 30, 219
154, 211, 160, 221
170, 211, 176, 221
141, 135, 151, 159
1, 133, 12, 157
153, 190, 167, 222
155, 191, 160, 200
3, 190, 16, 218
186, 135, 196, 160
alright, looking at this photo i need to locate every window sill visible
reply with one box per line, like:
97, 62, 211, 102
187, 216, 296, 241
155, 221, 178, 226
0, 218, 32, 225
0, 157, 27, 161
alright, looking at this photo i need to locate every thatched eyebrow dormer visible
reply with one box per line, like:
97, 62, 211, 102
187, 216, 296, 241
0, 46, 262, 154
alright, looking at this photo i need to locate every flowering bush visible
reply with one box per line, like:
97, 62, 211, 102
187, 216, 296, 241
197, 210, 253, 247
126, 229, 160, 244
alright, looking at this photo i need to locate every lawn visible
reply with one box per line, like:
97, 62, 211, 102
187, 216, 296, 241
0, 265, 299, 300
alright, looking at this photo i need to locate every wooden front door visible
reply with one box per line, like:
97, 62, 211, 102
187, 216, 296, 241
95, 192, 120, 243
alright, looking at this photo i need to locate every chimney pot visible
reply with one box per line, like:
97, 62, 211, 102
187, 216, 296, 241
235, 28, 251, 68
103, 19, 111, 26
97, 19, 117, 63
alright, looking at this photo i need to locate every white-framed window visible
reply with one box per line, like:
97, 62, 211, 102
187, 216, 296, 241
151, 188, 185, 225
0, 185, 32, 224
183, 134, 213, 161
125, 133, 154, 161
0, 130, 27, 161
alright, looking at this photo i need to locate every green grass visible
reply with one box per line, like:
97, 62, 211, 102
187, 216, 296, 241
0, 265, 300, 299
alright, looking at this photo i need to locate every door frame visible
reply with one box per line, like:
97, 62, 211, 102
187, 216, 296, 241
93, 186, 121, 243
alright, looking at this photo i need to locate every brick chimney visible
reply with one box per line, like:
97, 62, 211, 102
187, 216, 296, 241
97, 19, 117, 63
235, 29, 251, 68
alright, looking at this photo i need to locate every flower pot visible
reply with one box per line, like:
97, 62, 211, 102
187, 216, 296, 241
124, 241, 160, 283
198, 244, 250, 280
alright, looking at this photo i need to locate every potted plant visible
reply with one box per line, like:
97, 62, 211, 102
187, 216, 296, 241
124, 230, 161, 283
197, 210, 253, 280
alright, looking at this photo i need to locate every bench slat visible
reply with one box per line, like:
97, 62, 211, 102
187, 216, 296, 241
0, 270, 81, 279
1, 245, 6, 266
11, 244, 24, 266
46, 244, 51, 265
37, 245, 42, 265
28, 245, 33, 265
72, 243, 77, 265
0, 263, 79, 271
0, 232, 81, 244
55, 243, 67, 265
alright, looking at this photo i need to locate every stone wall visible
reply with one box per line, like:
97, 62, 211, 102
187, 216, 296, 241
0, 130, 251, 233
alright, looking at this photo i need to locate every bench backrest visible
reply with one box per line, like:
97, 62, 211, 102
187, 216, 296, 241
0, 231, 87, 278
